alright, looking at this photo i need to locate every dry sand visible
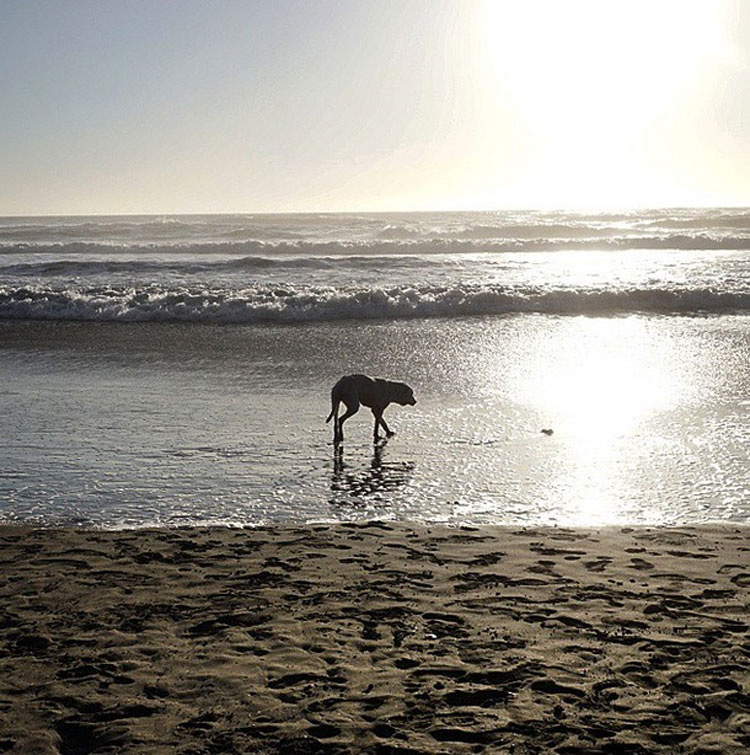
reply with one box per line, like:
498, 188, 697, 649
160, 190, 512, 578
0, 523, 748, 754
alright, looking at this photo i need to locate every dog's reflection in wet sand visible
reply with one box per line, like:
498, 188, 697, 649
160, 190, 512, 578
331, 441, 414, 504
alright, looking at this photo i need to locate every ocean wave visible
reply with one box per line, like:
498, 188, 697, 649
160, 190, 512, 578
4, 210, 750, 249
0, 258, 211, 277
0, 217, 308, 245
377, 222, 621, 240
638, 212, 750, 231
0, 218, 207, 242
444, 223, 616, 239
2, 284, 748, 323
0, 254, 438, 278
3, 233, 750, 258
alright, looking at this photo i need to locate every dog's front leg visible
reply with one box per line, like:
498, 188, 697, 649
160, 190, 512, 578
373, 409, 393, 441
379, 415, 394, 438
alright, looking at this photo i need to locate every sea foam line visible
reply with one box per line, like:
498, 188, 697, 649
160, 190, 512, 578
2, 233, 750, 257
1, 284, 749, 323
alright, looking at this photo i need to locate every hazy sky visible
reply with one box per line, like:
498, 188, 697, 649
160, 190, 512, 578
1, 0, 749, 214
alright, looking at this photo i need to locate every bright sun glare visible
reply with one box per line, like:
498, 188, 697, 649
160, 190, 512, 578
518, 317, 688, 524
480, 0, 730, 207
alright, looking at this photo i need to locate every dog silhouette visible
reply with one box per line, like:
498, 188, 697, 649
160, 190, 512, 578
326, 374, 416, 444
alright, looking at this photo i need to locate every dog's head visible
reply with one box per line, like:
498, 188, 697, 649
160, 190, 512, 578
391, 382, 416, 406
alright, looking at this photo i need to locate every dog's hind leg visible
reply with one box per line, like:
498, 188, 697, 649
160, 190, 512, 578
337, 401, 359, 444
327, 395, 341, 444
330, 403, 341, 444
327, 388, 342, 444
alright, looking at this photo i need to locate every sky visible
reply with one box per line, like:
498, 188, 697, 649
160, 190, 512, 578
1, 0, 749, 215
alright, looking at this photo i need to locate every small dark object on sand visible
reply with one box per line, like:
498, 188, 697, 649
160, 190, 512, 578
541, 428, 554, 436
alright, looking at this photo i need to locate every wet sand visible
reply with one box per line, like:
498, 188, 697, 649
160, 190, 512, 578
0, 523, 748, 754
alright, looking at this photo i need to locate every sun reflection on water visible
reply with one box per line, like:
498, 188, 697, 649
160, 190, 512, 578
516, 317, 688, 524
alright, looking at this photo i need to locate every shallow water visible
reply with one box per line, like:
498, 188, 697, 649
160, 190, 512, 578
2, 315, 748, 528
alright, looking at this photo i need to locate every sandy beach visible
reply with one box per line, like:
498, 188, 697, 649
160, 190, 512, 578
0, 524, 747, 754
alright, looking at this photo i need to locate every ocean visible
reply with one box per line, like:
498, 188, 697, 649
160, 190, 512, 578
1, 210, 749, 528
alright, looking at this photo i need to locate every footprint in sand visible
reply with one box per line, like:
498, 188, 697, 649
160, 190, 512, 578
56, 720, 131, 754
10, 632, 50, 655
584, 557, 612, 573
394, 658, 420, 670
431, 728, 492, 745
307, 722, 340, 739
530, 679, 586, 699
526, 560, 559, 576
372, 723, 396, 739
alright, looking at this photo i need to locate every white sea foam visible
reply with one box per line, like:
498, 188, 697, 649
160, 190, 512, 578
3, 233, 750, 256
1, 210, 749, 324
2, 283, 749, 323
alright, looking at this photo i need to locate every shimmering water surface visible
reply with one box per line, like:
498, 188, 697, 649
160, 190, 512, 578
1, 315, 748, 527
1, 210, 749, 527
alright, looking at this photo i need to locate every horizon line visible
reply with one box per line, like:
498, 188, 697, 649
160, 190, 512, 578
3, 203, 750, 219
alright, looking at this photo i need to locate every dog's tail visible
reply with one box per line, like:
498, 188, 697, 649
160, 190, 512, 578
326, 394, 339, 423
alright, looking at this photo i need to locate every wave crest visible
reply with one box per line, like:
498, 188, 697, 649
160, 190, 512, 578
2, 284, 748, 323
3, 233, 750, 257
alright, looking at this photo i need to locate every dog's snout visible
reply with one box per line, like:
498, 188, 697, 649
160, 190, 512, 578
410, 397, 417, 405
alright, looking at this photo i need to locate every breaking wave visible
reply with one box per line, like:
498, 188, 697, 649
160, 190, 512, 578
0, 254, 440, 278
2, 284, 749, 323
3, 233, 750, 258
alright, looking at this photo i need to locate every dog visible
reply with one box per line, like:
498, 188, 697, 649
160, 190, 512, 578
326, 374, 416, 444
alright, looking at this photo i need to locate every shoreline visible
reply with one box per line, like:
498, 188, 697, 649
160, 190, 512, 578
1, 522, 748, 753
